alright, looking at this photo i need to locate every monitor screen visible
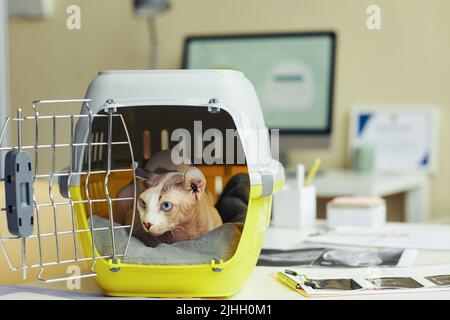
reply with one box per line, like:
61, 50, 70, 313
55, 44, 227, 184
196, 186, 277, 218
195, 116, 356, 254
183, 32, 336, 134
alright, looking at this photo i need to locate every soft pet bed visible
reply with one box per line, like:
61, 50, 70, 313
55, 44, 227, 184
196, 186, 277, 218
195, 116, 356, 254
91, 216, 243, 265
92, 173, 249, 265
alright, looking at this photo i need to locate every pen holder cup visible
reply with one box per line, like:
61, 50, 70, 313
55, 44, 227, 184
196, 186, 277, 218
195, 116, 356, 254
272, 185, 317, 230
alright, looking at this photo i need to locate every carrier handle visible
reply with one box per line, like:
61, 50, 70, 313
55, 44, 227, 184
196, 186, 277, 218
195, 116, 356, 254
32, 99, 92, 108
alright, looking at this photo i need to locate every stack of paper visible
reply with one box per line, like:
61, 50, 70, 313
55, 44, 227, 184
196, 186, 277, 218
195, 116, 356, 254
306, 225, 450, 250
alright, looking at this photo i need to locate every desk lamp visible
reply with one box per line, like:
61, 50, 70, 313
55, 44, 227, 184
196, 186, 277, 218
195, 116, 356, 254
133, 0, 170, 69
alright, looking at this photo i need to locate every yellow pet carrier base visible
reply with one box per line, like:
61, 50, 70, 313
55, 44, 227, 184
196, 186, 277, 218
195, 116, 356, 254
73, 184, 275, 297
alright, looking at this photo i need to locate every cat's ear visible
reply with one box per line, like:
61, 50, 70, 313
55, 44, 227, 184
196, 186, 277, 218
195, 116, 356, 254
183, 167, 206, 200
135, 167, 152, 188
135, 167, 151, 179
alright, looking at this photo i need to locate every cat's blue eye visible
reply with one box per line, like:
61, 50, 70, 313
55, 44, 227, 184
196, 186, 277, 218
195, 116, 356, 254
160, 201, 173, 212
138, 199, 146, 209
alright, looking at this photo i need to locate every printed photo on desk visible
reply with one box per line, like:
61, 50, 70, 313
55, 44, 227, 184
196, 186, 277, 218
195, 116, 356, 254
258, 247, 417, 267
425, 275, 450, 286
274, 266, 450, 297
366, 277, 424, 290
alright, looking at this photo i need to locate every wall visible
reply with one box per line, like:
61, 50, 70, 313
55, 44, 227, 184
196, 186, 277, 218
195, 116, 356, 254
8, 0, 450, 223
0, 0, 8, 149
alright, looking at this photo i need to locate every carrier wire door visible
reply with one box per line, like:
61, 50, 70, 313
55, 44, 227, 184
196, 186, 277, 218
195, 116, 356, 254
0, 99, 137, 282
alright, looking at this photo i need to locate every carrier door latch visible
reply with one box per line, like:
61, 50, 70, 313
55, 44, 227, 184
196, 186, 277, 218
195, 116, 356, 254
4, 150, 34, 238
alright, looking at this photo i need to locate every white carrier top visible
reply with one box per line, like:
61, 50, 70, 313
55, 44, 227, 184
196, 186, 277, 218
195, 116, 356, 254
73, 70, 284, 193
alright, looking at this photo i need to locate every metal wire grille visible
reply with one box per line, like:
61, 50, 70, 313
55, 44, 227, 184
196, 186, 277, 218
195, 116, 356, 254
0, 99, 136, 282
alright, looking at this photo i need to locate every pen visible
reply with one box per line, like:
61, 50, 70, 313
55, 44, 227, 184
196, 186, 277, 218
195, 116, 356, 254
305, 158, 321, 187
274, 271, 301, 291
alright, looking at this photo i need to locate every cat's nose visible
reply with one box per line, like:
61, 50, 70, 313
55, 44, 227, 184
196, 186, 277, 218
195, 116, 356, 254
143, 222, 152, 231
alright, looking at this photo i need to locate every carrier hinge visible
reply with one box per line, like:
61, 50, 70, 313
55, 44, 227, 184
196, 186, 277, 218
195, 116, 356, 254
208, 98, 221, 114
103, 99, 118, 113
108, 259, 121, 272
211, 258, 224, 273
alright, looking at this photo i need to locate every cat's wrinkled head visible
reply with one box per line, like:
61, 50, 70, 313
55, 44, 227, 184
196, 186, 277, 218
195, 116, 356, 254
135, 167, 206, 236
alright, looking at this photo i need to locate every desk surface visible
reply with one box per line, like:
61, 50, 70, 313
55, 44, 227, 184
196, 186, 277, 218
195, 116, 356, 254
5, 264, 450, 300
2, 223, 450, 300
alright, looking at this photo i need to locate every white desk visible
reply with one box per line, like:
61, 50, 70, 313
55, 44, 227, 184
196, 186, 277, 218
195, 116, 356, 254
284, 169, 430, 222
1, 222, 450, 300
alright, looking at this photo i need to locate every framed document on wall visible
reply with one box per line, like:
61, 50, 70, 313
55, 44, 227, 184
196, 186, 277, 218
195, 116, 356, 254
349, 106, 440, 173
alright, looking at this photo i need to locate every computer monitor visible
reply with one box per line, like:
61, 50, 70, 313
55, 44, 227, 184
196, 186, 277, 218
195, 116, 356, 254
183, 32, 337, 157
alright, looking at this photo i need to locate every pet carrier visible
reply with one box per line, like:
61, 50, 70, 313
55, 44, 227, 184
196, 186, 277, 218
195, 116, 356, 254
0, 70, 284, 297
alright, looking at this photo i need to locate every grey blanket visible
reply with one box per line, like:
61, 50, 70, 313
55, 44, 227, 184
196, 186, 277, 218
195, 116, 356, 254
90, 216, 243, 265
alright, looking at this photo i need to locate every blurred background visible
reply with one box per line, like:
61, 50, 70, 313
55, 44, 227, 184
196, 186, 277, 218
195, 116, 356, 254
3, 0, 449, 222
1, 0, 450, 294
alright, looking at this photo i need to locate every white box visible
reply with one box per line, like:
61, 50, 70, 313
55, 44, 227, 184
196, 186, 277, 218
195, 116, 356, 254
327, 198, 386, 229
